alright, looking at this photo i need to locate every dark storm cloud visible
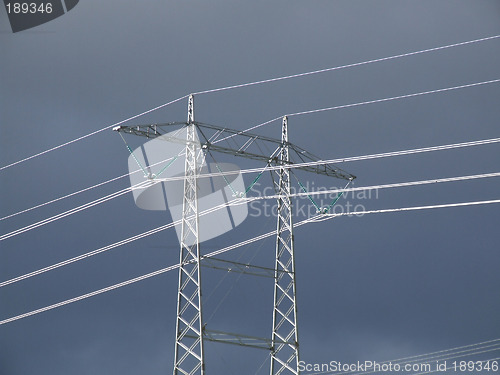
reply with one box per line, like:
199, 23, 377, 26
1, 1, 499, 374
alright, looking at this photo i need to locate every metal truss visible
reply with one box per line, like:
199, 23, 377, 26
173, 95, 206, 375
113, 121, 355, 181
114, 96, 356, 375
202, 329, 293, 351
201, 257, 292, 279
270, 116, 300, 375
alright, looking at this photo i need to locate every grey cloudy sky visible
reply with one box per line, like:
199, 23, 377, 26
1, 1, 499, 374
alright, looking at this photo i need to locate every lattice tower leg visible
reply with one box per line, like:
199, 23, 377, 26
270, 116, 300, 375
173, 95, 206, 375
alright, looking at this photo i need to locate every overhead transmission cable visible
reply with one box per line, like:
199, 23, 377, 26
1, 165, 499, 241
0, 197, 249, 287
381, 340, 500, 373
0, 146, 187, 241
380, 338, 500, 368
2, 135, 498, 223
309, 352, 500, 375
1, 197, 499, 325
1, 170, 499, 242
213, 78, 500, 144
1, 34, 499, 172
0, 155, 176, 222
147, 138, 500, 183
411, 357, 500, 375
312, 352, 500, 375
1, 77, 489, 236
0, 129, 186, 222
164, 137, 500, 181
192, 34, 500, 95
248, 172, 500, 203
0, 77, 497, 229
307, 199, 500, 222
1, 169, 137, 222
2, 179, 499, 288
0, 95, 189, 172
287, 78, 500, 118
306, 340, 500, 375
0, 180, 154, 241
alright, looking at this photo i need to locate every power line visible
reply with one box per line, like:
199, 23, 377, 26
0, 95, 189, 172
2, 35, 498, 373
380, 340, 500, 370
0, 197, 244, 287
314, 137, 500, 164
258, 141, 500, 179
411, 357, 500, 375
1, 198, 499, 325
164, 137, 500, 182
381, 338, 500, 366
4, 132, 497, 224
0, 180, 153, 242
1, 168, 138, 222
2, 75, 497, 188
0, 146, 187, 239
192, 34, 500, 95
2, 168, 498, 243
0, 262, 180, 326
1, 170, 498, 243
2, 34, 498, 172
254, 172, 500, 203
287, 78, 500, 118
204, 200, 500, 256
312, 199, 500, 221
307, 344, 500, 375
214, 79, 500, 143
3, 81, 494, 242
0, 151, 184, 222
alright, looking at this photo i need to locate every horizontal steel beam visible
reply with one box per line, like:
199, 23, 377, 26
201, 257, 292, 278
113, 122, 355, 181
197, 329, 295, 351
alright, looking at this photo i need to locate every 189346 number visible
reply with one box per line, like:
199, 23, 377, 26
5, 2, 53, 14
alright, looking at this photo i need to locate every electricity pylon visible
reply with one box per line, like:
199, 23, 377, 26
172, 95, 206, 375
270, 116, 299, 375
113, 95, 355, 375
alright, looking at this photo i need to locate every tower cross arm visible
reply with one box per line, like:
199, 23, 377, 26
113, 121, 355, 181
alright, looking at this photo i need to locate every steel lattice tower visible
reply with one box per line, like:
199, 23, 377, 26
114, 96, 355, 375
270, 116, 299, 375
173, 95, 206, 375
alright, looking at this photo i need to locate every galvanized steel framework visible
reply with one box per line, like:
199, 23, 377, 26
113, 95, 355, 375
173, 95, 205, 375
269, 116, 299, 375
